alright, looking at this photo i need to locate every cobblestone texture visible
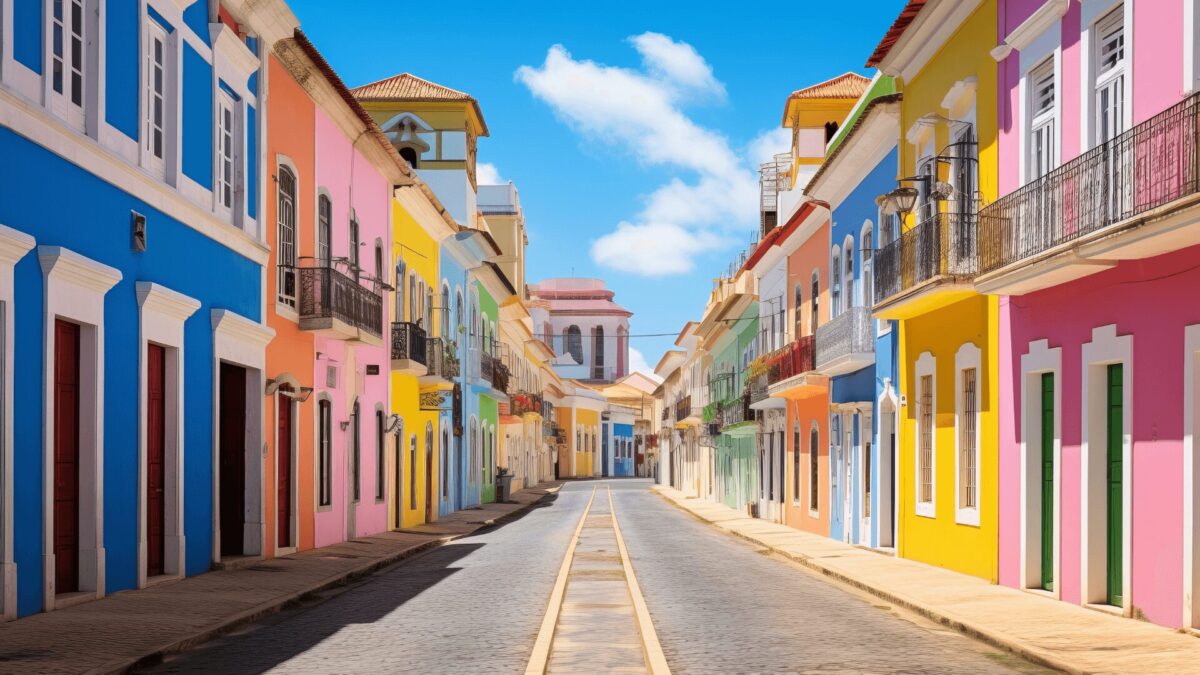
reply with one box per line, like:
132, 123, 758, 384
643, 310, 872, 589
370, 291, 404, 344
144, 489, 587, 675
611, 479, 1036, 675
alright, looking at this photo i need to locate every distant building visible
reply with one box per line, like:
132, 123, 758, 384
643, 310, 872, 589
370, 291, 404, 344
528, 278, 632, 384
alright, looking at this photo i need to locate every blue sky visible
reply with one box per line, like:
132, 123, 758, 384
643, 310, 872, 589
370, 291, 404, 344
289, 0, 903, 374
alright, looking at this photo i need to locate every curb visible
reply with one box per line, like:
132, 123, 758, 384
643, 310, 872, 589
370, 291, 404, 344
102, 489, 559, 675
651, 488, 1081, 675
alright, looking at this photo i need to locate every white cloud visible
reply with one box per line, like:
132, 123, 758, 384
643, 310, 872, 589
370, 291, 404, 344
628, 347, 663, 382
516, 37, 768, 277
747, 127, 791, 167
477, 162, 505, 185
590, 222, 725, 276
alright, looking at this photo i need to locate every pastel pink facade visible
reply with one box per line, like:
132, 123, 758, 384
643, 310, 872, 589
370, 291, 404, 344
312, 110, 391, 547
995, 0, 1198, 628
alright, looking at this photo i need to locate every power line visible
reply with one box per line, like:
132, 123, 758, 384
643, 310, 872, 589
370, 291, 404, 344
535, 315, 761, 340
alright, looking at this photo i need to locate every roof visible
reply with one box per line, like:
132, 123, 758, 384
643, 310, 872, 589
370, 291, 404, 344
866, 0, 929, 68
787, 72, 872, 101
805, 94, 902, 193
350, 72, 489, 136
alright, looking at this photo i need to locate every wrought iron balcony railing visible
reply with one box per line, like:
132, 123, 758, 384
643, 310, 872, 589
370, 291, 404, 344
873, 211, 978, 306
718, 391, 752, 427
511, 391, 543, 416
815, 307, 875, 372
292, 264, 383, 339
979, 93, 1200, 274
421, 337, 460, 381
391, 322, 427, 365
748, 373, 770, 406
674, 395, 692, 422
768, 335, 816, 385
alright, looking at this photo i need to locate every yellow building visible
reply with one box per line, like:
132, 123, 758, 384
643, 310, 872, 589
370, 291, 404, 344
867, 0, 999, 581
389, 184, 457, 528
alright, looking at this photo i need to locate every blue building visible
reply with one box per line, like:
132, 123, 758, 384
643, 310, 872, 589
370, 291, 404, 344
804, 79, 900, 548
0, 1, 277, 617
612, 421, 635, 477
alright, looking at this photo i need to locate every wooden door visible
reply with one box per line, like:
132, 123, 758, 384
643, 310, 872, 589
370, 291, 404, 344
53, 319, 80, 594
219, 363, 246, 557
1106, 364, 1123, 606
276, 391, 292, 548
147, 344, 166, 577
1040, 373, 1054, 591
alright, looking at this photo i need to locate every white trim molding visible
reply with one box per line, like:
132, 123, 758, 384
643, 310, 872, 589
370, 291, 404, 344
1184, 324, 1200, 627
134, 282, 198, 588
994, 0, 1070, 61
0, 224, 35, 620
1019, 339, 1062, 597
1079, 323, 1132, 614
914, 351, 937, 519
38, 246, 121, 610
954, 342, 983, 527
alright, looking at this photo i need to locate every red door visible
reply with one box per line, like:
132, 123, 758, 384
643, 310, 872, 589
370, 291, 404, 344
276, 391, 292, 548
219, 363, 246, 557
147, 344, 166, 577
54, 319, 80, 594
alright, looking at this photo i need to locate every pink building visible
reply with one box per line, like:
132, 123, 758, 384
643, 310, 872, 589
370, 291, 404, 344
528, 278, 632, 384
988, 0, 1200, 628
310, 109, 392, 547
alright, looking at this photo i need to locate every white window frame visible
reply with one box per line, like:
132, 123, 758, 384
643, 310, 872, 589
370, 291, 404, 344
215, 89, 240, 219
1020, 338, 1062, 597
275, 157, 300, 317
830, 246, 841, 318
45, 0, 90, 131
140, 18, 171, 180
954, 342, 982, 527
914, 351, 936, 519
1026, 57, 1058, 182
843, 235, 855, 310
1080, 2, 1132, 152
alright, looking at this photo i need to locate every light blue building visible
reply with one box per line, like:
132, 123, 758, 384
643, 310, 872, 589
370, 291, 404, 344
612, 422, 634, 477
804, 79, 899, 548
0, 0, 275, 617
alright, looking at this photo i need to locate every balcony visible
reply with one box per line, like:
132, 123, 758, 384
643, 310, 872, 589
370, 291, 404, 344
872, 211, 978, 319
661, 406, 670, 422
292, 264, 383, 345
511, 391, 543, 417
418, 337, 460, 386
747, 373, 778, 411
978, 93, 1200, 295
391, 322, 427, 375
815, 307, 875, 376
718, 391, 753, 430
492, 361, 510, 394
767, 335, 826, 400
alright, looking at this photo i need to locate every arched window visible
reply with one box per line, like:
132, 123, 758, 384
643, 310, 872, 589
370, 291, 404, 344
317, 193, 332, 264
349, 211, 360, 280
441, 425, 449, 498
425, 286, 434, 329
399, 147, 418, 168
809, 425, 820, 512
408, 273, 417, 324
593, 326, 605, 379
793, 283, 803, 339
862, 227, 874, 309
441, 285, 450, 338
455, 289, 464, 340
831, 247, 842, 317
566, 325, 583, 364
395, 260, 407, 320
374, 243, 383, 287
844, 239, 855, 309
276, 166, 297, 306
824, 121, 839, 143
810, 271, 819, 333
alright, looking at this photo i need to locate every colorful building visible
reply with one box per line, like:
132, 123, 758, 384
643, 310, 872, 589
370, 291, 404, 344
528, 278, 632, 385
867, 0, 1000, 581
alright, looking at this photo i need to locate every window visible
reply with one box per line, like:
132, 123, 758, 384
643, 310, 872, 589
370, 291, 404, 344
470, 419, 478, 485
318, 399, 332, 506
809, 426, 819, 512
844, 241, 854, 309
409, 434, 417, 510
1095, 7, 1126, 146
51, 0, 87, 127
142, 20, 169, 177
864, 415, 873, 518
276, 167, 297, 306
319, 196, 332, 265
593, 326, 605, 379
441, 286, 450, 338
861, 228, 874, 310
426, 422, 434, 501
395, 260, 406, 320
376, 411, 385, 501
217, 92, 238, 211
566, 325, 583, 364
810, 272, 819, 334
831, 249, 841, 317
916, 155, 937, 223
1029, 58, 1056, 180
374, 245, 383, 286
793, 424, 801, 502
352, 400, 361, 502
425, 287, 434, 330
408, 274, 417, 324
793, 284, 803, 340
918, 374, 934, 510
441, 426, 449, 498
455, 290, 464, 337
959, 367, 978, 511
349, 213, 360, 280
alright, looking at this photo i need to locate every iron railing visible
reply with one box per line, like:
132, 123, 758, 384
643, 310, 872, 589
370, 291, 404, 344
511, 391, 543, 416
719, 391, 752, 427
873, 211, 978, 305
748, 373, 770, 406
492, 361, 510, 394
979, 93, 1200, 274
391, 322, 427, 365
815, 307, 875, 370
768, 335, 816, 385
293, 264, 384, 338
674, 395, 692, 422
422, 337, 460, 380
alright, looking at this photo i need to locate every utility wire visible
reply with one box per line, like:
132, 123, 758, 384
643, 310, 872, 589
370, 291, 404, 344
535, 315, 762, 340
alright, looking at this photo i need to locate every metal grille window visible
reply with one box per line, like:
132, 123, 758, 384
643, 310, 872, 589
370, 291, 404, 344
960, 367, 978, 509
217, 93, 236, 210
809, 427, 819, 512
318, 399, 332, 507
277, 167, 297, 306
919, 375, 934, 505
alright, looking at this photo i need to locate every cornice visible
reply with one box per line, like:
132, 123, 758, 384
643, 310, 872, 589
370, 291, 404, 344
878, 0, 983, 82
994, 0, 1070, 61
210, 23, 261, 90
211, 308, 275, 347
0, 224, 35, 267
38, 246, 122, 293
136, 281, 201, 321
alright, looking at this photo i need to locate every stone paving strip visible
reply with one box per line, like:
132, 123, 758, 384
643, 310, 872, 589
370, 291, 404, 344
0, 482, 562, 675
528, 486, 667, 675
654, 485, 1200, 675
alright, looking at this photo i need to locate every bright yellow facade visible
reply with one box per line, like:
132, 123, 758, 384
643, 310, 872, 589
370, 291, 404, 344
574, 407, 598, 478
390, 196, 442, 528
888, 0, 999, 582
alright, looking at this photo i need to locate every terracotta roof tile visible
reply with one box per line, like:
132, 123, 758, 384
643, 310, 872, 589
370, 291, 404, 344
787, 72, 872, 101
350, 73, 474, 102
866, 0, 929, 68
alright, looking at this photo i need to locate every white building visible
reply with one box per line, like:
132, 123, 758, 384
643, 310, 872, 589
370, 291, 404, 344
528, 278, 632, 384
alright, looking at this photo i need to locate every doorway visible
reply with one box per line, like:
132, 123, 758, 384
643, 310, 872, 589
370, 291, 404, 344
219, 363, 247, 557
146, 344, 166, 577
54, 319, 81, 594
842, 414, 853, 544
276, 389, 293, 549
425, 423, 434, 522
393, 431, 402, 528
878, 395, 897, 549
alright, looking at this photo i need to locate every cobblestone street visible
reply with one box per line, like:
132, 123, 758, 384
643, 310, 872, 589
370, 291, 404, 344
137, 480, 1043, 674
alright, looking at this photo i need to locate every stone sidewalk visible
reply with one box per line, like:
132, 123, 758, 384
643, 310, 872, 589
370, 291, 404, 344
654, 485, 1200, 675
0, 482, 562, 675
